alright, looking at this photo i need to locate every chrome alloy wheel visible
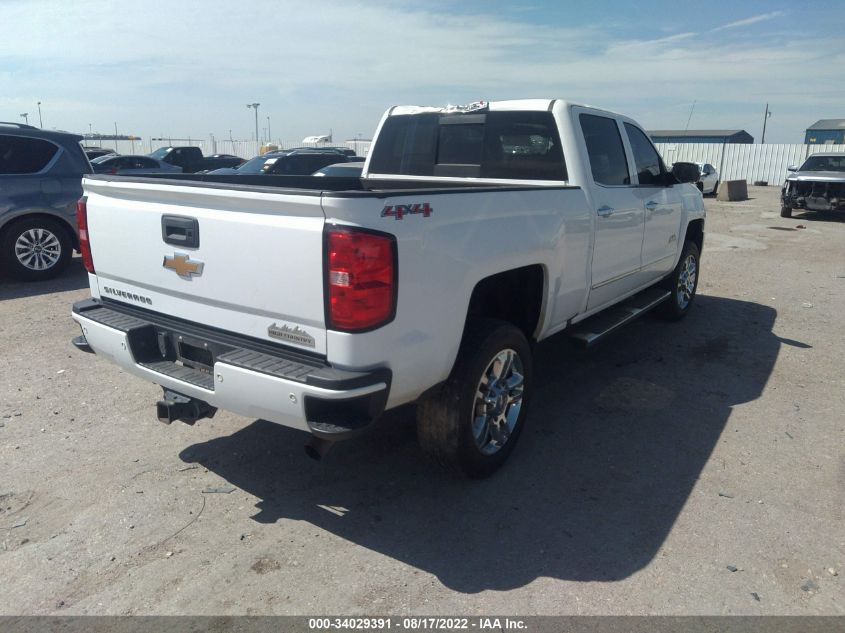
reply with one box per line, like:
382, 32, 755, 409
14, 228, 62, 271
676, 253, 697, 310
472, 348, 525, 455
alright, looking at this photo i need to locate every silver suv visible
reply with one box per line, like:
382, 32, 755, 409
0, 122, 91, 281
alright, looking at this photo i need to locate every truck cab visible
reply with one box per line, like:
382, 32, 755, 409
362, 100, 703, 326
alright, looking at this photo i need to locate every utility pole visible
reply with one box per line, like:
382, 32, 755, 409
20, 113, 28, 125
246, 103, 260, 144
761, 103, 771, 144
683, 100, 696, 135
267, 115, 271, 143
37, 101, 43, 128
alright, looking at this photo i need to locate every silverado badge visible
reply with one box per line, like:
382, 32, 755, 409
163, 253, 204, 279
268, 323, 316, 348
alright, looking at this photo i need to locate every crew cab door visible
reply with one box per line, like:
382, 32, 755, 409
577, 112, 645, 311
622, 123, 683, 280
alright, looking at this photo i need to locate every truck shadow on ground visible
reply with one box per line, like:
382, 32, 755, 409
790, 210, 845, 224
0, 257, 88, 301
180, 295, 790, 592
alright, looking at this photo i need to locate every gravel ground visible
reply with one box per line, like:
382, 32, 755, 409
0, 186, 842, 615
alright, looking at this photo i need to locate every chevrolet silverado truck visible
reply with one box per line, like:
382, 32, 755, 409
71, 100, 704, 477
781, 152, 845, 217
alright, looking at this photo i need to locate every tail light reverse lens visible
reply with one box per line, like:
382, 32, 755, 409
327, 228, 395, 331
76, 196, 94, 273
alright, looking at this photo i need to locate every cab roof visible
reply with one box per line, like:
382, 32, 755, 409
388, 99, 621, 118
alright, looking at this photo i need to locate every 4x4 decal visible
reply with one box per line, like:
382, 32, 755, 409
381, 202, 433, 220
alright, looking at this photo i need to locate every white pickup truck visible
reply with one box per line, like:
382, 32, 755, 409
72, 99, 704, 477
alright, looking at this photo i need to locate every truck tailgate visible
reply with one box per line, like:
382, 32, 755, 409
82, 178, 328, 354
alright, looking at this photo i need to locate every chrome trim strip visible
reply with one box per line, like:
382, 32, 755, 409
591, 267, 639, 290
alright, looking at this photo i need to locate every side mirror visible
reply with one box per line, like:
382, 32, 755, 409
671, 162, 701, 184
787, 165, 798, 172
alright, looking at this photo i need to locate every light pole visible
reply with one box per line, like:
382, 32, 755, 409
761, 103, 772, 144
246, 103, 260, 144
20, 113, 29, 125
267, 115, 271, 143
37, 101, 43, 128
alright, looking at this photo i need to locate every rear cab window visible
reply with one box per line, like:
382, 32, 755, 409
368, 110, 567, 181
0, 135, 60, 174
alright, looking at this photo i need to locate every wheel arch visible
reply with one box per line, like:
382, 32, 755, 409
0, 211, 79, 251
684, 218, 704, 254
464, 264, 547, 344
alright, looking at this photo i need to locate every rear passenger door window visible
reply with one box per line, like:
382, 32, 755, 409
0, 135, 59, 174
624, 123, 664, 185
579, 114, 630, 186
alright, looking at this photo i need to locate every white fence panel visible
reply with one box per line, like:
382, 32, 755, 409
656, 143, 723, 168
655, 142, 845, 185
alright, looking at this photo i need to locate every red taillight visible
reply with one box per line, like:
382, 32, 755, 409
326, 227, 396, 331
76, 196, 94, 274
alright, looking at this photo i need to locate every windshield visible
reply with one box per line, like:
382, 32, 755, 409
799, 155, 845, 172
316, 164, 363, 177
148, 147, 172, 160
90, 155, 115, 164
236, 156, 277, 174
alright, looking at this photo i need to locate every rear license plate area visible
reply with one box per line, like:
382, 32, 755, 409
126, 325, 226, 375
176, 339, 214, 374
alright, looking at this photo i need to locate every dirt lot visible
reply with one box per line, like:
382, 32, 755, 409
0, 186, 842, 615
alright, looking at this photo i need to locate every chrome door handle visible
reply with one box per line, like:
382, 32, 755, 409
597, 205, 614, 217
645, 201, 659, 210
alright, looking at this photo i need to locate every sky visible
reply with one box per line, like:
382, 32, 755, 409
2, 0, 844, 145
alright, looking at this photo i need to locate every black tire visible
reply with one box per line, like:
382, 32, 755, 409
780, 204, 793, 218
417, 319, 533, 478
0, 216, 72, 281
659, 241, 700, 321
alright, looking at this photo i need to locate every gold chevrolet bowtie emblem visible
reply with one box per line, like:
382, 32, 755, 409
163, 253, 204, 279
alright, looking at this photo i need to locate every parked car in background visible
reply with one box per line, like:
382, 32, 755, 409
695, 162, 719, 195
781, 152, 845, 217
83, 147, 117, 161
266, 150, 355, 175
0, 122, 91, 280
288, 146, 357, 157
312, 162, 364, 177
205, 151, 289, 175
207, 149, 354, 176
90, 154, 181, 175
148, 146, 244, 173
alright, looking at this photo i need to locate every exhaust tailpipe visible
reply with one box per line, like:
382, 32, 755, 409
304, 436, 334, 461
157, 389, 217, 425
